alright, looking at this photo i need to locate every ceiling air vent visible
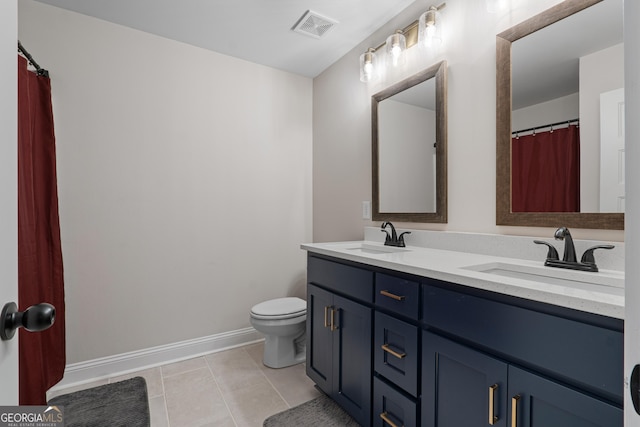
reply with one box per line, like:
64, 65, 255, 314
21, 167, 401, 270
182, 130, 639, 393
292, 10, 338, 39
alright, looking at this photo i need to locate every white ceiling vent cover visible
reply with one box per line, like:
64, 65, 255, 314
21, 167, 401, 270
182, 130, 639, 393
292, 10, 338, 39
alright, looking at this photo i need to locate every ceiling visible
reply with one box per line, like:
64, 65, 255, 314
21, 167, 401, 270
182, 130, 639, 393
30, 0, 623, 101
33, 0, 418, 78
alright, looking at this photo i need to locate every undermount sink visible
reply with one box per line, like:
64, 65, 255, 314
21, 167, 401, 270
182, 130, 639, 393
344, 242, 411, 255
463, 261, 624, 293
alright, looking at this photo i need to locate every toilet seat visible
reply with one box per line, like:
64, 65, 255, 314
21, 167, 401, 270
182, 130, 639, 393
250, 297, 306, 320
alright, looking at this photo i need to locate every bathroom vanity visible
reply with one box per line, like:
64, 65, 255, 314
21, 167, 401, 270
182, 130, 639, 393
302, 238, 624, 427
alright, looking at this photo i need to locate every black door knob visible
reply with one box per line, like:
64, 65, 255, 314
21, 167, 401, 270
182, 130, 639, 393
0, 301, 56, 340
632, 364, 640, 415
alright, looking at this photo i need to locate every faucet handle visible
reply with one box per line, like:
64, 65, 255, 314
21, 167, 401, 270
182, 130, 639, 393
580, 245, 615, 265
381, 229, 392, 243
534, 240, 559, 261
397, 231, 411, 247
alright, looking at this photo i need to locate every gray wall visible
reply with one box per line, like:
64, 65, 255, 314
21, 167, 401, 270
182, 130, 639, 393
312, 0, 625, 243
19, 1, 313, 364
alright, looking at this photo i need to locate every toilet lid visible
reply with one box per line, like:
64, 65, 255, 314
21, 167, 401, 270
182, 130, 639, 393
251, 297, 306, 318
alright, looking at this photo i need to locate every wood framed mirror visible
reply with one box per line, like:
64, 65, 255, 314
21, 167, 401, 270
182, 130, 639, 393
372, 60, 447, 223
496, 0, 624, 229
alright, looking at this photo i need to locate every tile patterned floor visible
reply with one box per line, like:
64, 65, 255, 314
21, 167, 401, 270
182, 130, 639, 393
48, 342, 321, 427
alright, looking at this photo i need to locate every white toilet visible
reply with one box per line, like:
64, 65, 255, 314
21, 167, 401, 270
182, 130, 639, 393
249, 297, 307, 369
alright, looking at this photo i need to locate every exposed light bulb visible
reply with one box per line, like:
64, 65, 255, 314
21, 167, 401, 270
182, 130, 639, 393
426, 24, 436, 39
359, 48, 377, 83
390, 44, 402, 64
386, 31, 406, 67
419, 6, 443, 48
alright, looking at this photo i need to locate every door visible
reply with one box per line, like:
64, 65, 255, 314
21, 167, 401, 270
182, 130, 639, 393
599, 88, 625, 212
0, 0, 19, 405
626, 1, 640, 425
306, 284, 334, 393
508, 366, 622, 427
332, 294, 371, 427
422, 331, 508, 427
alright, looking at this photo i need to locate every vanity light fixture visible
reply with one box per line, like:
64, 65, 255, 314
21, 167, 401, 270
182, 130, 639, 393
359, 48, 378, 82
418, 4, 445, 47
386, 30, 407, 67
358, 3, 446, 83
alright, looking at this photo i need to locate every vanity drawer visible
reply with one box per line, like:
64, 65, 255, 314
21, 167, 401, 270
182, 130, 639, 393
307, 256, 373, 303
373, 376, 417, 427
375, 273, 419, 320
374, 311, 419, 397
423, 283, 624, 403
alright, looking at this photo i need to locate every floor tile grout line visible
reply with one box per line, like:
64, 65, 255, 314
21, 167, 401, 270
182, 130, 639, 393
158, 394, 170, 427
242, 347, 293, 409
204, 354, 240, 427
158, 367, 170, 427
160, 357, 209, 379
163, 364, 221, 427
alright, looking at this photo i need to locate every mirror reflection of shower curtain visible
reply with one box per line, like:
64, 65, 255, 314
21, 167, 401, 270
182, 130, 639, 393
511, 125, 580, 212
17, 55, 65, 405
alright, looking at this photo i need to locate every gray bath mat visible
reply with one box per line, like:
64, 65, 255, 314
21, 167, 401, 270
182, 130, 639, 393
264, 393, 360, 426
48, 376, 150, 427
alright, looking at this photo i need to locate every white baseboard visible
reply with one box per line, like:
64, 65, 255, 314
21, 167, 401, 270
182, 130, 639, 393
51, 327, 263, 391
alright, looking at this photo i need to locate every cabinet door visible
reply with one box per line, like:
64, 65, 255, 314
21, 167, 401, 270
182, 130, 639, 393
333, 294, 372, 427
422, 331, 508, 427
306, 284, 334, 393
508, 366, 622, 427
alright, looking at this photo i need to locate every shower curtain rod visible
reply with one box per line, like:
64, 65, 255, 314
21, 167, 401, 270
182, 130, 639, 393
512, 118, 579, 136
18, 41, 49, 78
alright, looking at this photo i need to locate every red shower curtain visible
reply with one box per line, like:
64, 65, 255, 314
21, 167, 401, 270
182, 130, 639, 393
17, 55, 66, 405
511, 125, 580, 212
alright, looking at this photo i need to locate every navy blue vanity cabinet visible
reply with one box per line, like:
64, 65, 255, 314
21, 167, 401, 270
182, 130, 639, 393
374, 312, 419, 396
421, 283, 623, 427
373, 376, 418, 427
375, 273, 420, 320
373, 273, 421, 426
422, 331, 623, 427
508, 365, 622, 427
307, 256, 373, 427
305, 252, 624, 427
306, 284, 334, 393
422, 331, 508, 427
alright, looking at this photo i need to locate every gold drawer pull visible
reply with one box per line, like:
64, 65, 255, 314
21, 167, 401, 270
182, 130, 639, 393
381, 344, 406, 359
489, 384, 498, 425
511, 395, 521, 427
380, 411, 402, 427
323, 306, 330, 328
380, 290, 405, 301
330, 308, 338, 331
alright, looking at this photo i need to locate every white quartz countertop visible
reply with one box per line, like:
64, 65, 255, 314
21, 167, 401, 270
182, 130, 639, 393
301, 240, 624, 319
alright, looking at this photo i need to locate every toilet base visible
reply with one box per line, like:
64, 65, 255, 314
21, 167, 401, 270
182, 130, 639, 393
263, 331, 306, 369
